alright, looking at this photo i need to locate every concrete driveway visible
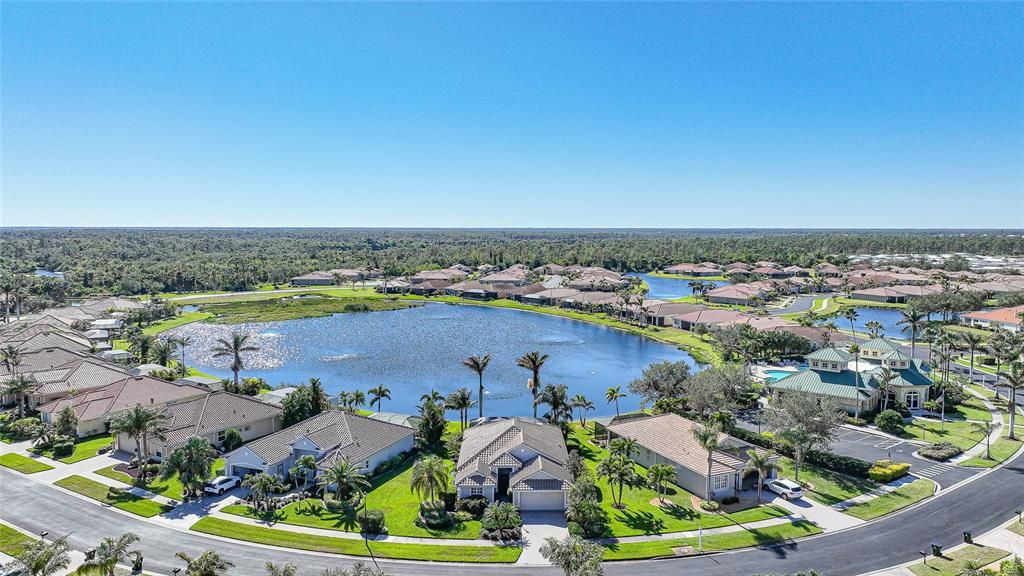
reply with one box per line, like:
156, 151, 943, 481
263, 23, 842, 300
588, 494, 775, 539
518, 511, 568, 565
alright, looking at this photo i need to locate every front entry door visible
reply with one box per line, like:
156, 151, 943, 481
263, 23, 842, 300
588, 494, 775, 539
497, 468, 512, 501
905, 392, 920, 410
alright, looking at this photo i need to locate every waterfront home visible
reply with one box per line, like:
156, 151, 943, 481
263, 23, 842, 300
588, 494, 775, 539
663, 263, 721, 277
411, 267, 468, 284
962, 305, 1024, 332
38, 375, 208, 438
375, 278, 410, 293
223, 410, 414, 480
560, 291, 622, 311
502, 284, 546, 301
706, 284, 768, 306
173, 375, 224, 391
850, 284, 942, 303
445, 280, 499, 300
606, 413, 774, 501
641, 302, 705, 326
670, 309, 751, 331
255, 386, 299, 406
454, 418, 570, 511
724, 262, 754, 272
4, 357, 131, 408
523, 288, 582, 306
407, 279, 453, 295
120, 391, 282, 459
290, 271, 336, 286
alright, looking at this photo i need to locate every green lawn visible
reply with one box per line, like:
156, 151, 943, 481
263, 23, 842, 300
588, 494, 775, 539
966, 383, 996, 399
960, 430, 1024, 468
54, 475, 173, 517
954, 359, 997, 376
842, 479, 935, 520
94, 458, 223, 501
941, 325, 991, 340
190, 517, 521, 563
1009, 521, 1024, 538
946, 396, 992, 423
140, 311, 214, 335
602, 520, 822, 560
0, 453, 55, 474
0, 524, 34, 557
222, 459, 481, 539
907, 544, 1009, 576
775, 458, 877, 506
780, 297, 841, 321
569, 427, 788, 537
29, 434, 112, 464
900, 420, 985, 451
201, 296, 414, 324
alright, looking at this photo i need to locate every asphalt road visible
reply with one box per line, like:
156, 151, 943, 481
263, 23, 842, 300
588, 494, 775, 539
3, 450, 1023, 576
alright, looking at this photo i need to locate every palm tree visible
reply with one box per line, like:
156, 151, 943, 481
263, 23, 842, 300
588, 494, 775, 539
289, 454, 318, 492
11, 534, 71, 576
595, 453, 635, 509
173, 335, 194, 376
420, 389, 444, 405
517, 350, 550, 419
1000, 361, 1024, 441
462, 353, 492, 419
129, 333, 156, 364
348, 389, 366, 411
841, 308, 859, 343
242, 472, 281, 512
877, 365, 898, 411
605, 385, 626, 417
152, 338, 178, 367
410, 454, 448, 505
212, 332, 259, 389
368, 385, 391, 413
307, 378, 329, 414
445, 387, 475, 430
1, 344, 22, 376
960, 332, 984, 382
3, 374, 34, 418
79, 533, 140, 576
972, 421, 999, 461
265, 562, 298, 576
897, 308, 926, 357
865, 320, 884, 339
109, 405, 167, 467
159, 436, 217, 499
647, 464, 676, 504
537, 384, 573, 429
743, 449, 779, 503
318, 458, 370, 500
693, 422, 721, 501
175, 550, 234, 576
610, 436, 638, 458
571, 394, 594, 427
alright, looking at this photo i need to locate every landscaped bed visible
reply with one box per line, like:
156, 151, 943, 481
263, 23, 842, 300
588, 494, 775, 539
602, 519, 822, 560
94, 458, 224, 501
29, 433, 112, 464
190, 517, 522, 563
54, 475, 172, 517
906, 544, 1009, 576
0, 524, 34, 557
775, 458, 877, 506
842, 479, 935, 521
960, 432, 1024, 468
0, 453, 55, 474
221, 459, 481, 539
570, 427, 790, 537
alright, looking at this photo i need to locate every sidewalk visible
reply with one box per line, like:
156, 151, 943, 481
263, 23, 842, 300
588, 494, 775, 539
951, 387, 1005, 463
590, 514, 804, 545
833, 475, 920, 511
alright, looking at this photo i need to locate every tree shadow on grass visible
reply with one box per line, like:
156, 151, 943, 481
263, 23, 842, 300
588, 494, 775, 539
613, 509, 667, 535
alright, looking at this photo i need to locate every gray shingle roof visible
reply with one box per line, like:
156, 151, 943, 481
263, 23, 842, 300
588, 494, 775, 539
510, 455, 571, 491
162, 392, 282, 446
455, 418, 568, 487
0, 347, 87, 376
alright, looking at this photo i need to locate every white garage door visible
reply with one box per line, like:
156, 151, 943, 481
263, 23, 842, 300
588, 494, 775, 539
517, 491, 565, 511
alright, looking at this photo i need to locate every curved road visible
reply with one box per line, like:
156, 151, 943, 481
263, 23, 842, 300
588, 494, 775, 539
3, 449, 1023, 576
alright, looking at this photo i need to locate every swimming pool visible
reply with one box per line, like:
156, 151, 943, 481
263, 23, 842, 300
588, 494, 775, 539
764, 369, 798, 382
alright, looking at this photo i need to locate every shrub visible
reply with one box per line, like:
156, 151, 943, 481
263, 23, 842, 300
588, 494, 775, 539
10, 417, 42, 439
221, 428, 243, 452
729, 426, 872, 478
846, 416, 867, 427
919, 442, 962, 461
51, 437, 75, 457
567, 521, 584, 537
358, 509, 386, 534
700, 500, 720, 512
452, 510, 474, 523
481, 502, 522, 538
721, 495, 740, 505
456, 496, 489, 519
566, 450, 585, 480
418, 499, 451, 529
874, 410, 905, 434
441, 491, 457, 512
868, 460, 911, 482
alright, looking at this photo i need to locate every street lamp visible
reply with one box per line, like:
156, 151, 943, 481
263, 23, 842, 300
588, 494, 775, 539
39, 531, 48, 540
1015, 509, 1022, 524
920, 550, 928, 566
172, 568, 181, 575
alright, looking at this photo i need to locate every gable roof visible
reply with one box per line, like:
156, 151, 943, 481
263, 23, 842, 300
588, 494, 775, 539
13, 332, 93, 353
860, 338, 901, 353
510, 455, 571, 491
37, 375, 208, 422
161, 392, 282, 446
805, 347, 855, 364
607, 413, 745, 476
455, 418, 568, 486
16, 358, 131, 397
0, 347, 87, 376
769, 369, 877, 400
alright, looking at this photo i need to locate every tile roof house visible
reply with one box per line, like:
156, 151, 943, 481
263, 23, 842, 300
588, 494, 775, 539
38, 375, 208, 438
454, 418, 570, 511
4, 357, 132, 408
606, 413, 774, 501
963, 305, 1024, 332
290, 271, 337, 286
223, 410, 415, 480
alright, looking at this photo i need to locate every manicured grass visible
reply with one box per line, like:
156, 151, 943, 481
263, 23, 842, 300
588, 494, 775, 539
54, 475, 172, 517
842, 479, 935, 520
0, 524, 34, 557
900, 420, 985, 451
906, 544, 1009, 576
190, 517, 521, 563
960, 431, 1024, 468
941, 325, 991, 340
966, 383, 996, 399
954, 358, 998, 376
29, 434, 112, 464
141, 311, 214, 335
834, 297, 908, 309
946, 395, 992, 423
569, 427, 788, 537
94, 458, 223, 501
1009, 521, 1024, 538
202, 295, 414, 324
775, 458, 877, 506
779, 297, 841, 322
174, 287, 375, 305
222, 459, 480, 539
0, 453, 54, 474
602, 520, 822, 560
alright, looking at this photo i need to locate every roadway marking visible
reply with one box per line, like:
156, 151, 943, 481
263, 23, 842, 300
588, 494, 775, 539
916, 463, 956, 478
874, 439, 903, 450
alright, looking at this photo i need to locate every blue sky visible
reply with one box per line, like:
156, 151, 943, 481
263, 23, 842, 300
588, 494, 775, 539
2, 2, 1022, 228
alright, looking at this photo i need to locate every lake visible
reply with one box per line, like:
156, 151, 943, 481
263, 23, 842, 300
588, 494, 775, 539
827, 306, 907, 339
170, 303, 698, 417
626, 273, 726, 300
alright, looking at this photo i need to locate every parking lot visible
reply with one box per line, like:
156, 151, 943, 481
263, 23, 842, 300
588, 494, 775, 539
829, 427, 979, 488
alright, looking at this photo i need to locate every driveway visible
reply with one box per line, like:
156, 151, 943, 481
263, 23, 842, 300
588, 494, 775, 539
769, 295, 817, 316
518, 511, 568, 565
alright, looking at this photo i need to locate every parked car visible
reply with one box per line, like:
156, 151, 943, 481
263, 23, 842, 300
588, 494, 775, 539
0, 564, 26, 576
764, 478, 803, 500
203, 475, 240, 495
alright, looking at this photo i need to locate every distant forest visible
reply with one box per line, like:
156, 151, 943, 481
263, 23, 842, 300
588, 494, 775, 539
2, 228, 1022, 296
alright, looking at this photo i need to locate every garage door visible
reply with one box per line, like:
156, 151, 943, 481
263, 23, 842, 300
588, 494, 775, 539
517, 491, 565, 511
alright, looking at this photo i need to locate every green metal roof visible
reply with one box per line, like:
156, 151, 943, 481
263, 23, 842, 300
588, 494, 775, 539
882, 349, 913, 362
771, 369, 875, 400
860, 338, 901, 353
868, 362, 932, 387
805, 347, 854, 363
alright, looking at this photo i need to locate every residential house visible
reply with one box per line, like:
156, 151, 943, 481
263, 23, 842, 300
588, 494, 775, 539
256, 386, 298, 406
290, 271, 337, 286
173, 375, 224, 391
962, 305, 1024, 332
522, 288, 582, 306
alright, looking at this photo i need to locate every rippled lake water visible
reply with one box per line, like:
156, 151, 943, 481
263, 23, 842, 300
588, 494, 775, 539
170, 303, 698, 417
626, 273, 726, 300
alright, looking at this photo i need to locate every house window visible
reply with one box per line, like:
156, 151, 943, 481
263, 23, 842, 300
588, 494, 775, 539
243, 425, 251, 432
470, 487, 483, 496
712, 475, 729, 491
217, 430, 226, 441
831, 363, 838, 370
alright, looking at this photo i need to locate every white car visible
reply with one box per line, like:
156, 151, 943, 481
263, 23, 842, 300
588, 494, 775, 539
764, 478, 803, 500
204, 475, 240, 495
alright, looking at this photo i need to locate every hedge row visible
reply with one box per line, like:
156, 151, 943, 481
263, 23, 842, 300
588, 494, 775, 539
730, 426, 872, 478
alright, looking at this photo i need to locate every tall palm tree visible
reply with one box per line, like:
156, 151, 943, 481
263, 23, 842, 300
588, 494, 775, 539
175, 550, 234, 576
610, 436, 638, 458
318, 458, 371, 500
462, 353, 492, 419
129, 333, 156, 364
420, 389, 444, 405
605, 385, 626, 417
212, 332, 259, 389
897, 308, 926, 357
1, 344, 22, 376
410, 454, 448, 505
3, 374, 34, 418
79, 533, 140, 576
517, 351, 550, 419
841, 308, 859, 343
743, 449, 779, 503
864, 320, 884, 339
307, 378, 329, 414
693, 422, 721, 501
159, 436, 217, 499
960, 332, 984, 382
368, 385, 391, 413
647, 464, 676, 504
152, 339, 178, 367
173, 335, 194, 376
445, 387, 475, 430
109, 405, 167, 466
876, 365, 898, 411
11, 534, 71, 576
571, 394, 594, 427
1000, 361, 1024, 441
595, 453, 635, 509
972, 421, 999, 461
289, 454, 318, 492
537, 384, 573, 428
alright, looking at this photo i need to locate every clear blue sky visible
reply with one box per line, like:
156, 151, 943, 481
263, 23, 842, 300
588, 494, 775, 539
2, 2, 1022, 228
